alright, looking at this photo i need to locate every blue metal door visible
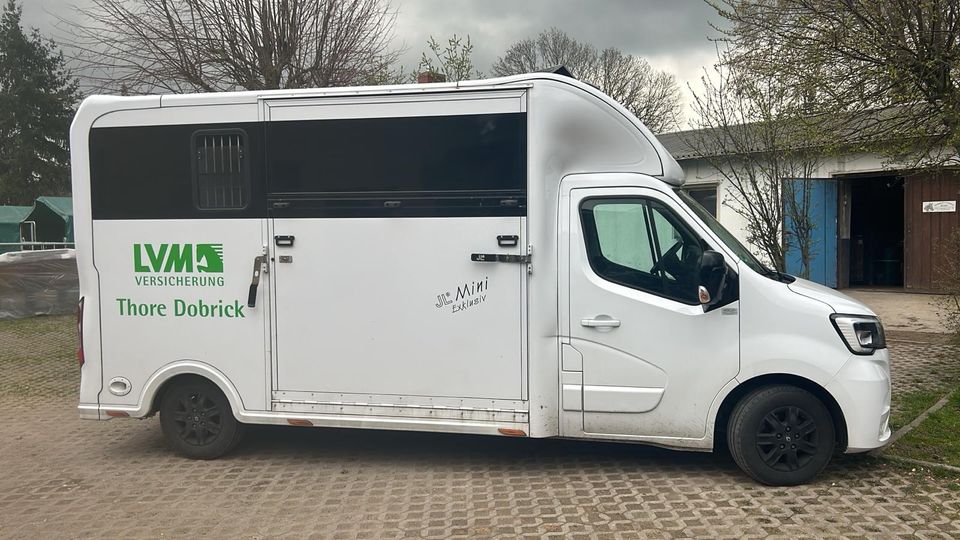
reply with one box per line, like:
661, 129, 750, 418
785, 179, 838, 287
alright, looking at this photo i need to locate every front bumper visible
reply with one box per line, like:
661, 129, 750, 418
826, 347, 892, 452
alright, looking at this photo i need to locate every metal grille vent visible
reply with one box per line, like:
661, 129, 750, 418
195, 132, 246, 209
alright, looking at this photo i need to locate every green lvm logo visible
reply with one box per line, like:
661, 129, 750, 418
133, 243, 226, 287
134, 243, 223, 273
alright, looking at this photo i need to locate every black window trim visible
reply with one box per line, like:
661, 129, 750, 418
190, 128, 252, 212
579, 195, 707, 306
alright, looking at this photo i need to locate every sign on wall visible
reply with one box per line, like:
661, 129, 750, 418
922, 200, 957, 213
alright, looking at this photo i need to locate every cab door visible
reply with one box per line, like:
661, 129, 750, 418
563, 184, 739, 440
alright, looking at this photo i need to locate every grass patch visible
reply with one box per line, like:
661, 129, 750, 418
890, 390, 942, 430
887, 388, 960, 469
0, 314, 77, 398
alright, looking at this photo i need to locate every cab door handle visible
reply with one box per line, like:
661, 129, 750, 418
580, 318, 621, 328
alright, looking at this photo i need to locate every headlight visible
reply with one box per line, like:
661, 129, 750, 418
830, 314, 886, 355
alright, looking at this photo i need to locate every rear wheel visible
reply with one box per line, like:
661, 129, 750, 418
727, 385, 835, 485
159, 378, 245, 459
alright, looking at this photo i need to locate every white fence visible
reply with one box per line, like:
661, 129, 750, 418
0, 242, 75, 252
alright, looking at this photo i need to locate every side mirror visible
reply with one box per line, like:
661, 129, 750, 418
698, 250, 727, 309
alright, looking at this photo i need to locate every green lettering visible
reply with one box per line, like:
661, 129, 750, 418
164, 244, 193, 273
133, 245, 149, 273
174, 299, 186, 316
145, 244, 168, 273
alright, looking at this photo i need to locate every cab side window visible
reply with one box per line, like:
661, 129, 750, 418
580, 197, 704, 304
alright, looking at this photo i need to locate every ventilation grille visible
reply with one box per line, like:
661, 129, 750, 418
195, 132, 246, 209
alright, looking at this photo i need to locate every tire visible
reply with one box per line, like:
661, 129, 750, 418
159, 377, 245, 459
727, 385, 835, 486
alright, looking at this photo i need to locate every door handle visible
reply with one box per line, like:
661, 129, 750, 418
580, 318, 621, 328
247, 255, 264, 308
274, 235, 295, 247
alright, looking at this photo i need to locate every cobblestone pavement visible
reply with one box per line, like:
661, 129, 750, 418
2, 316, 960, 538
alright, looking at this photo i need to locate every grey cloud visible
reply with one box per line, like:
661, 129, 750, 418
395, 0, 723, 73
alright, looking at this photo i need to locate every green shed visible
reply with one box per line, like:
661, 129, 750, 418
0, 206, 32, 253
23, 196, 74, 245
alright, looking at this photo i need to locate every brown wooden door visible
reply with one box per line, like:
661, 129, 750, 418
904, 171, 960, 291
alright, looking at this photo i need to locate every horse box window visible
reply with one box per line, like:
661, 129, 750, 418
266, 113, 527, 196
192, 130, 250, 210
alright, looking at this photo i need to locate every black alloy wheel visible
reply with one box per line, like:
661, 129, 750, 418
170, 390, 224, 446
755, 405, 820, 471
728, 385, 836, 485
159, 377, 245, 459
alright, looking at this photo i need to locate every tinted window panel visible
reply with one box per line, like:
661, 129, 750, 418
266, 113, 526, 194
89, 123, 267, 220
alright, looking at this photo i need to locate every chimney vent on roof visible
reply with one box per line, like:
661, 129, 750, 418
417, 72, 447, 84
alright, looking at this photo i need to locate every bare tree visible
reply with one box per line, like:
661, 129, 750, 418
414, 34, 481, 83
492, 28, 682, 132
491, 27, 595, 79
709, 0, 960, 168
62, 0, 400, 93
596, 48, 681, 134
686, 50, 824, 273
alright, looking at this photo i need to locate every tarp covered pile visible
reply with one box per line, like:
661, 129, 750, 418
0, 249, 78, 319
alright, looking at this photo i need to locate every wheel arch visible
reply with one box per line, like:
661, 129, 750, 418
713, 374, 848, 453
139, 361, 246, 419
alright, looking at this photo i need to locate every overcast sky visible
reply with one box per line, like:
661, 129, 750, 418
20, 0, 724, 127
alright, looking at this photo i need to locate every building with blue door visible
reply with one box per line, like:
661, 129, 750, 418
659, 131, 956, 292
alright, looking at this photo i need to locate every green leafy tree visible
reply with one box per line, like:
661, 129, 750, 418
414, 34, 481, 83
0, 0, 79, 205
710, 0, 960, 168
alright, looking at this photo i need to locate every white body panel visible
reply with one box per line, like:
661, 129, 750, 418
70, 73, 890, 456
93, 219, 270, 411
270, 216, 525, 400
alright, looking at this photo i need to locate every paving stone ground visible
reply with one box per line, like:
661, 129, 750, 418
2, 315, 960, 538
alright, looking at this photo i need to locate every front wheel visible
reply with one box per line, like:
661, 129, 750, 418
159, 378, 245, 459
727, 385, 835, 485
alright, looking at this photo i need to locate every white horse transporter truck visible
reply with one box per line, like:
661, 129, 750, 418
71, 71, 890, 485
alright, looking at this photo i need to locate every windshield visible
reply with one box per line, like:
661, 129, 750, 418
676, 189, 773, 277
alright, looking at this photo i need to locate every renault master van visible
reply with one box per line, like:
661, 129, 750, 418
71, 72, 890, 485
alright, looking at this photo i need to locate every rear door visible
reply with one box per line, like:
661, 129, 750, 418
88, 112, 271, 413
264, 92, 529, 402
